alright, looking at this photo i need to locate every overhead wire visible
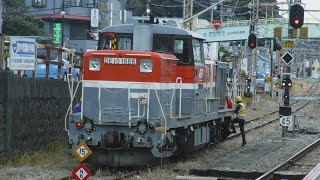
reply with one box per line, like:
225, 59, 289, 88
306, 11, 320, 23
150, 0, 183, 8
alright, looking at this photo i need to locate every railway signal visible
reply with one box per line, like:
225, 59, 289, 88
244, 77, 252, 98
281, 52, 294, 65
289, 4, 304, 29
248, 33, 257, 49
282, 77, 292, 106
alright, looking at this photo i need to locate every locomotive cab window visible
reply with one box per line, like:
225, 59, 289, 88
192, 38, 205, 65
174, 38, 192, 66
153, 35, 173, 53
98, 33, 133, 50
98, 33, 113, 50
117, 34, 133, 50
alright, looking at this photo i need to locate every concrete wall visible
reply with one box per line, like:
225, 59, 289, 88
0, 71, 75, 160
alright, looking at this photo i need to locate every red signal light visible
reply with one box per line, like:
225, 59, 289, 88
75, 122, 82, 128
275, 70, 278, 74
289, 4, 304, 29
248, 33, 257, 49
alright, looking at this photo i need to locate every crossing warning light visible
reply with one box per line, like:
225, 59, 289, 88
289, 4, 304, 29
248, 33, 257, 49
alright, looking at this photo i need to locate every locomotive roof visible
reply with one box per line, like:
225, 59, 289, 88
100, 24, 204, 40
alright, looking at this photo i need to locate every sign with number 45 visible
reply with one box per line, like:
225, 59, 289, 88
280, 116, 292, 126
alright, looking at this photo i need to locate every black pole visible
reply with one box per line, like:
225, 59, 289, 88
270, 39, 273, 78
62, 0, 64, 47
62, 15, 64, 47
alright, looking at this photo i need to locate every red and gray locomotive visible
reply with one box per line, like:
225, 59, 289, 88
67, 22, 233, 166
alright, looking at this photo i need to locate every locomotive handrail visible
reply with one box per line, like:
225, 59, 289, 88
128, 83, 167, 136
65, 80, 168, 136
65, 78, 83, 132
208, 65, 215, 98
170, 77, 183, 118
204, 66, 211, 114
128, 84, 150, 127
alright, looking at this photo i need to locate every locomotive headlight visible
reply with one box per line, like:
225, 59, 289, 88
89, 58, 101, 71
140, 59, 153, 73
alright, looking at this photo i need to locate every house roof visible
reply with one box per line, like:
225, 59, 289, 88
35, 13, 90, 21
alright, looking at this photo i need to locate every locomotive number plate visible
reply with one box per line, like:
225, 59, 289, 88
104, 58, 136, 65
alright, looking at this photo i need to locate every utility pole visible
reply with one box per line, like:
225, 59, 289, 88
247, 0, 259, 104
183, 0, 193, 30
99, 0, 108, 29
220, 0, 222, 21
0, 0, 3, 70
183, 0, 226, 30
210, 0, 214, 22
121, 0, 127, 24
281, 0, 304, 137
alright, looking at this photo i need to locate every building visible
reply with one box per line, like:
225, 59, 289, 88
26, 0, 127, 51
26, 0, 210, 51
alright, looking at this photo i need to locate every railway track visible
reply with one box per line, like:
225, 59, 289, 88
244, 84, 316, 126
256, 138, 320, 180
185, 84, 320, 180
227, 84, 319, 141
59, 84, 319, 180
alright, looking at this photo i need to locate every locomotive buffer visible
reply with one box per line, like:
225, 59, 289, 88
279, 52, 294, 136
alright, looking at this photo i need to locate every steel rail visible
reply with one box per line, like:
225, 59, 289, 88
228, 84, 319, 140
256, 138, 320, 180
244, 84, 315, 126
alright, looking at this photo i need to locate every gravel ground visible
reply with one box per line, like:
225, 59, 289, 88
241, 100, 320, 173
0, 81, 318, 180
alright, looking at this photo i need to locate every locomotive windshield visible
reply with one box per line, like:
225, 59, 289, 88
98, 33, 133, 50
153, 34, 194, 65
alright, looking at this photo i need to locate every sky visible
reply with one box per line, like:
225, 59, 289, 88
277, 0, 320, 23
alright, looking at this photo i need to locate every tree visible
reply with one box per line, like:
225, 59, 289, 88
218, 46, 231, 62
2, 0, 46, 36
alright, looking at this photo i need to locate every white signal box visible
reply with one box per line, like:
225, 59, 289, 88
73, 142, 92, 162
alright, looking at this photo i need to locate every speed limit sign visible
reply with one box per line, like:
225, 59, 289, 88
280, 116, 292, 126
73, 142, 92, 162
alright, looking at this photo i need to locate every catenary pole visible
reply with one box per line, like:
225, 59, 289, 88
0, 0, 3, 70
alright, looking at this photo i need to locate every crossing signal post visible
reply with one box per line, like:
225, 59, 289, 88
248, 33, 256, 49
289, 4, 304, 29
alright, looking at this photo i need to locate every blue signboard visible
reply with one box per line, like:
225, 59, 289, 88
10, 37, 36, 70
